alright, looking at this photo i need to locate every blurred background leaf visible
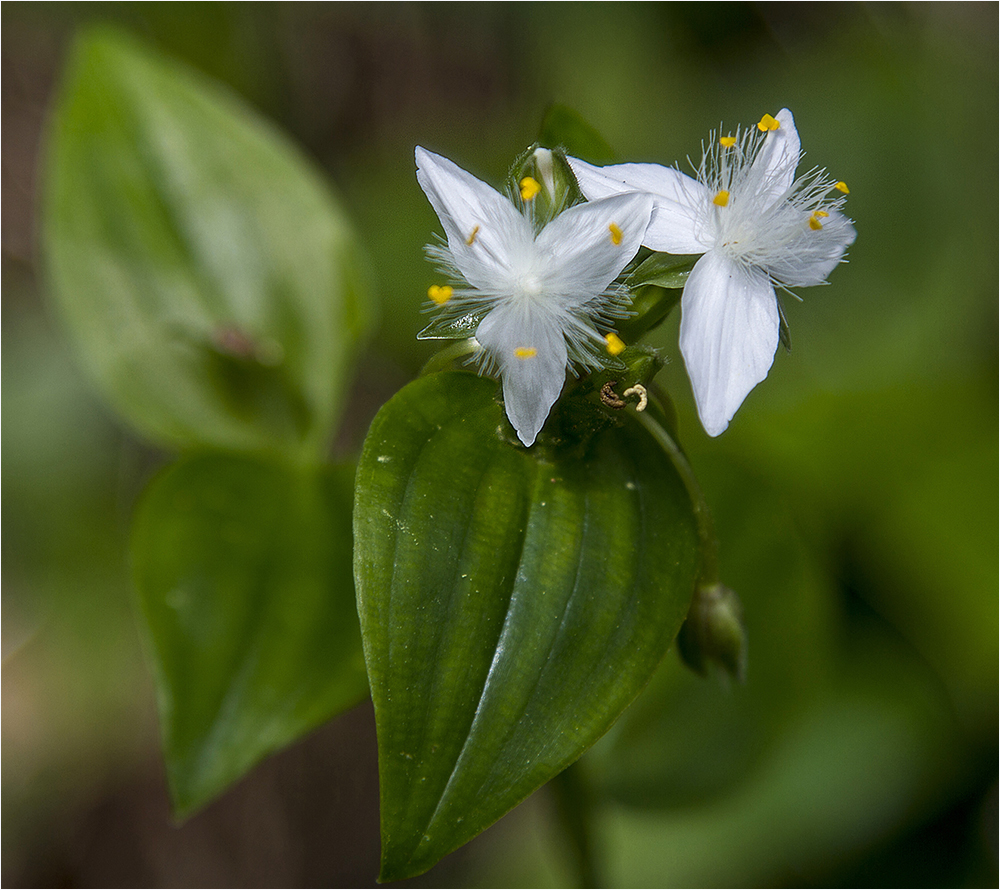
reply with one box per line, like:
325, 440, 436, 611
43, 28, 373, 462
537, 103, 617, 163
4, 3, 996, 886
131, 453, 367, 818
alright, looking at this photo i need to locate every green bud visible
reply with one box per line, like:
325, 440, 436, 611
678, 583, 747, 683
511, 145, 581, 227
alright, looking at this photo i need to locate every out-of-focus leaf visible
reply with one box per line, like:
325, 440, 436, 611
538, 103, 617, 163
598, 626, 956, 888
353, 371, 700, 881
131, 453, 368, 818
43, 28, 372, 461
583, 464, 837, 809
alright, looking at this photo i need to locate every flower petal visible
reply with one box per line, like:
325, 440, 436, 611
766, 210, 857, 287
534, 192, 653, 303
568, 158, 711, 254
476, 303, 568, 446
415, 146, 529, 291
679, 251, 779, 436
750, 108, 801, 209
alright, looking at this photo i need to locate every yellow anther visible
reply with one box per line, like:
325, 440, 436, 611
808, 213, 824, 231
514, 347, 538, 359
835, 181, 850, 194
713, 190, 730, 207
519, 177, 541, 201
605, 333, 626, 356
814, 210, 829, 218
465, 225, 480, 246
608, 222, 623, 245
719, 135, 737, 147
757, 113, 780, 132
427, 284, 453, 305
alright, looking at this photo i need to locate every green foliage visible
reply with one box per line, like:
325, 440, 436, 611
538, 104, 617, 163
131, 453, 367, 817
43, 28, 372, 462
354, 372, 700, 880
14, 8, 991, 886
627, 252, 698, 290
41, 29, 375, 819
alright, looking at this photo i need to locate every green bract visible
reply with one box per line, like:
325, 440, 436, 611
354, 372, 700, 880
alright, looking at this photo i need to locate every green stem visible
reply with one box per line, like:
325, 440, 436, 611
550, 761, 599, 888
634, 393, 720, 585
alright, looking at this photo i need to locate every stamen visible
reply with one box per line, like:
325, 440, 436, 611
835, 181, 850, 194
519, 177, 541, 201
757, 113, 780, 132
465, 225, 480, 246
713, 190, 730, 207
719, 135, 737, 147
514, 347, 538, 359
608, 222, 623, 245
428, 285, 453, 305
814, 210, 829, 218
808, 212, 824, 231
605, 333, 626, 356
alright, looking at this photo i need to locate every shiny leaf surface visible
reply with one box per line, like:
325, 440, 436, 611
354, 372, 700, 880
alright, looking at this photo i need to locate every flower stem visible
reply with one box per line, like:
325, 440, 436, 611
550, 761, 599, 888
634, 390, 720, 585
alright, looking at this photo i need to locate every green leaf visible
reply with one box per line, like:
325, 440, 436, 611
131, 453, 368, 818
43, 29, 372, 461
538, 104, 617, 163
354, 372, 700, 880
627, 252, 699, 290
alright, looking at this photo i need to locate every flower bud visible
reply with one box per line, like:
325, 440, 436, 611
512, 146, 579, 226
678, 583, 747, 683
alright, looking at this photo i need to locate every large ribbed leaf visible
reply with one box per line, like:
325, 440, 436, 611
43, 29, 371, 461
353, 372, 700, 880
132, 453, 367, 817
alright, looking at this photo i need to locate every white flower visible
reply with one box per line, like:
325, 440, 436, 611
570, 109, 856, 436
416, 146, 653, 446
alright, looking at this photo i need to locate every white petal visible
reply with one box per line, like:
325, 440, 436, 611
679, 252, 779, 436
476, 304, 568, 446
415, 146, 529, 291
534, 192, 653, 303
766, 210, 858, 287
568, 158, 711, 254
750, 108, 801, 209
